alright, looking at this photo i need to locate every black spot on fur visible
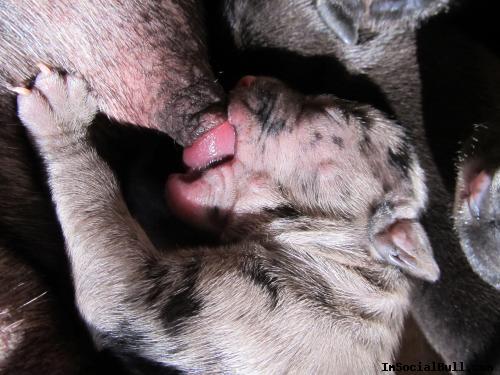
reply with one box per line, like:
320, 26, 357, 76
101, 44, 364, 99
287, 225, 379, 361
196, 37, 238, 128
359, 133, 372, 155
382, 182, 391, 193
341, 187, 351, 199
161, 262, 202, 330
144, 262, 171, 305
354, 266, 392, 292
357, 29, 378, 44
331, 99, 374, 130
139, 11, 152, 23
310, 131, 324, 146
331, 210, 354, 222
264, 205, 301, 219
277, 182, 287, 196
246, 88, 286, 137
332, 135, 344, 148
98, 321, 149, 356
388, 145, 411, 177
241, 260, 279, 308
264, 118, 286, 136
352, 107, 374, 130
303, 276, 344, 317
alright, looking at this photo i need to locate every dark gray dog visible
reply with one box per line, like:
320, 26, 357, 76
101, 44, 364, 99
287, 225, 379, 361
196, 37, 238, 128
15, 64, 438, 373
220, 0, 500, 370
0, 1, 227, 373
0, 0, 225, 144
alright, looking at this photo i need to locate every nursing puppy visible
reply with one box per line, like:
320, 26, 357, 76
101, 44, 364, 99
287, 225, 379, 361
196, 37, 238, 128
15, 67, 438, 373
220, 0, 500, 368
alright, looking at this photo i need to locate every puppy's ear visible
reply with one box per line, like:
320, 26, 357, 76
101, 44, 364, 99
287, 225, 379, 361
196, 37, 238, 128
316, 0, 363, 45
372, 220, 440, 282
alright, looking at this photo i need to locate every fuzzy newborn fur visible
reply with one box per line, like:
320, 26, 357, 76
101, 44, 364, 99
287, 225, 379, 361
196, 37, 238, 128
14, 67, 438, 374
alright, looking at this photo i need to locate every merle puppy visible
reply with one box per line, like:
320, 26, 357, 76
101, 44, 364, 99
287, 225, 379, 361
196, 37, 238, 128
15, 67, 438, 374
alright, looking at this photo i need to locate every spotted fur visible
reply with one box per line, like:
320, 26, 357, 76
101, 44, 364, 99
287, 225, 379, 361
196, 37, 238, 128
15, 68, 437, 373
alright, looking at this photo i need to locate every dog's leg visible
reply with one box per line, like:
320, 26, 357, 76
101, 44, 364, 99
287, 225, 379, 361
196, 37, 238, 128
15, 68, 196, 365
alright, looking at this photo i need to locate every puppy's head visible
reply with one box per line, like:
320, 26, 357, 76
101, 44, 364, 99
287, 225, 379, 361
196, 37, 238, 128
167, 77, 438, 282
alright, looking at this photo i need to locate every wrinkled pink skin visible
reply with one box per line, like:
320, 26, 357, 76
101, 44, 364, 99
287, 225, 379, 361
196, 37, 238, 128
183, 121, 236, 170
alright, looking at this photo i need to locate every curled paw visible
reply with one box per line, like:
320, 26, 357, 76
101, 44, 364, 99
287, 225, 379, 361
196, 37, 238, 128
14, 64, 97, 139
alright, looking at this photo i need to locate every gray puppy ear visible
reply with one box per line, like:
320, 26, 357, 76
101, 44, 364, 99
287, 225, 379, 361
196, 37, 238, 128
316, 0, 361, 45
372, 220, 440, 282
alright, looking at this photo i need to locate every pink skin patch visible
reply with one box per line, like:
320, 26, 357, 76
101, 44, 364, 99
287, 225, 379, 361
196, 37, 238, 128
374, 220, 440, 282
390, 221, 417, 263
183, 121, 236, 170
166, 161, 238, 232
467, 170, 492, 217
167, 121, 239, 232
166, 174, 206, 226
